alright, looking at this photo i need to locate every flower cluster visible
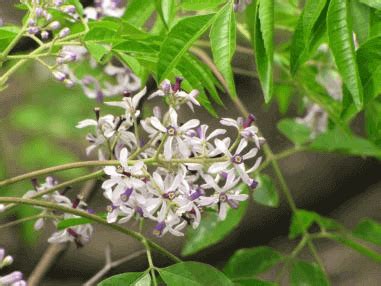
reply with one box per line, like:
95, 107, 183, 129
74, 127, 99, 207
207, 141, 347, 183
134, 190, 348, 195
84, 0, 126, 19
78, 78, 263, 237
23, 177, 94, 247
0, 248, 27, 286
25, 0, 78, 39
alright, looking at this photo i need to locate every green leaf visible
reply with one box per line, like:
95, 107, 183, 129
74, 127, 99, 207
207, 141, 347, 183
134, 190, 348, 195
253, 175, 279, 207
360, 0, 381, 9
85, 42, 110, 63
157, 13, 215, 81
158, 262, 233, 286
350, 0, 371, 45
254, 0, 274, 102
57, 217, 92, 230
290, 261, 329, 286
224, 247, 283, 278
123, 0, 155, 28
0, 26, 20, 52
161, 0, 176, 28
289, 209, 339, 239
181, 185, 248, 256
310, 128, 381, 158
329, 233, 381, 263
356, 36, 381, 103
327, 0, 363, 109
180, 0, 225, 10
353, 218, 381, 245
365, 99, 381, 145
99, 272, 151, 286
177, 57, 218, 117
277, 118, 312, 145
210, 3, 237, 98
233, 278, 277, 286
290, 0, 328, 74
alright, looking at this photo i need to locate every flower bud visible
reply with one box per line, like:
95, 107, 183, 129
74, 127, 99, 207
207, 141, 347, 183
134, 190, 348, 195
54, 0, 64, 6
0, 204, 5, 212
41, 30, 49, 40
2, 255, 14, 267
62, 5, 76, 14
52, 70, 66, 81
0, 248, 4, 261
28, 19, 36, 26
34, 217, 44, 230
64, 79, 75, 88
48, 21, 61, 30
43, 11, 53, 21
27, 26, 39, 35
35, 7, 44, 17
58, 27, 70, 38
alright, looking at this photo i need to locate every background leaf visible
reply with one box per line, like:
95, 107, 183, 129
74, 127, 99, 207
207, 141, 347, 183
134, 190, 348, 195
327, 0, 363, 109
157, 14, 215, 81
254, 0, 274, 102
353, 218, 381, 245
277, 118, 312, 145
99, 272, 150, 286
210, 3, 237, 97
158, 262, 233, 286
290, 0, 328, 74
224, 247, 283, 278
253, 174, 279, 207
290, 261, 329, 286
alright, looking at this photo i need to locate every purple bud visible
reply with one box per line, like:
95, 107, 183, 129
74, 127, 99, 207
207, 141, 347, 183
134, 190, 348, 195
54, 0, 64, 6
96, 90, 104, 103
34, 217, 44, 230
135, 207, 144, 217
49, 21, 61, 30
35, 7, 44, 17
58, 27, 70, 38
63, 5, 76, 14
243, 113, 256, 128
53, 70, 66, 81
43, 11, 53, 21
28, 19, 36, 26
27, 26, 39, 35
161, 81, 171, 93
172, 77, 183, 92
40, 30, 49, 40
190, 189, 202, 201
87, 208, 96, 214
249, 179, 258, 189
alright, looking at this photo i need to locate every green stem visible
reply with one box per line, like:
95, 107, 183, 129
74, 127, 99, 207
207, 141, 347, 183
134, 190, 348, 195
0, 214, 55, 230
0, 156, 228, 188
1, 170, 104, 213
0, 197, 181, 263
143, 239, 158, 286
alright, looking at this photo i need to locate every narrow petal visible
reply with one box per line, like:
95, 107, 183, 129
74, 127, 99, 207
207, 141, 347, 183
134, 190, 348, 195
150, 117, 167, 133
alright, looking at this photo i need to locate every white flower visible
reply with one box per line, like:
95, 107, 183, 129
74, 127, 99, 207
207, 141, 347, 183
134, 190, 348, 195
149, 78, 200, 111
221, 114, 264, 148
105, 87, 147, 120
48, 214, 93, 247
186, 124, 226, 156
296, 104, 328, 138
199, 171, 248, 220
150, 108, 200, 159
209, 139, 261, 187
152, 207, 187, 237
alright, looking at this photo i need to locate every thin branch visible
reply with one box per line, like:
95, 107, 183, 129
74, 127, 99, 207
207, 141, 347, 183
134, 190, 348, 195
27, 243, 69, 286
83, 246, 145, 286
2, 170, 104, 213
0, 197, 181, 263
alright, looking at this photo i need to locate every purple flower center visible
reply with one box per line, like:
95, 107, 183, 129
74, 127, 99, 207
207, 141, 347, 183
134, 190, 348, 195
166, 126, 176, 136
219, 193, 228, 202
106, 204, 117, 213
153, 221, 166, 236
163, 191, 176, 200
231, 154, 243, 164
120, 188, 133, 202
